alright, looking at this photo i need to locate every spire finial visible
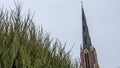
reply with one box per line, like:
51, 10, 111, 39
81, 1, 83, 5
81, 1, 83, 7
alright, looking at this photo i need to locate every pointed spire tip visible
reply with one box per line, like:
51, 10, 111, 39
81, 1, 83, 7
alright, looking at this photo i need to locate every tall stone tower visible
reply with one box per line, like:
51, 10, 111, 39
80, 3, 99, 68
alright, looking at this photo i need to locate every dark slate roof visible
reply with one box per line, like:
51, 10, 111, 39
81, 3, 92, 48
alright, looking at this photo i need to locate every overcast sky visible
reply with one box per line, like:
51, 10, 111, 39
0, 0, 120, 68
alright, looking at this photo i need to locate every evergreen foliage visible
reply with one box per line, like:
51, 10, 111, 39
0, 5, 79, 68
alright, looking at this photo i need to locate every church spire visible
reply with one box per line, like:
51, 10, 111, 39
80, 2, 99, 68
81, 2, 92, 48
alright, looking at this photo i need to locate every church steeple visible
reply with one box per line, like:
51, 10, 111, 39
80, 2, 99, 68
81, 2, 92, 48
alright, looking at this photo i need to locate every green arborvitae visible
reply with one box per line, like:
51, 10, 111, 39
0, 4, 80, 68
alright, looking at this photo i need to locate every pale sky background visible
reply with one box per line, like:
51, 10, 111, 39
0, 0, 120, 68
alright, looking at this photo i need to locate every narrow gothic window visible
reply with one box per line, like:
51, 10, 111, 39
85, 53, 90, 68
